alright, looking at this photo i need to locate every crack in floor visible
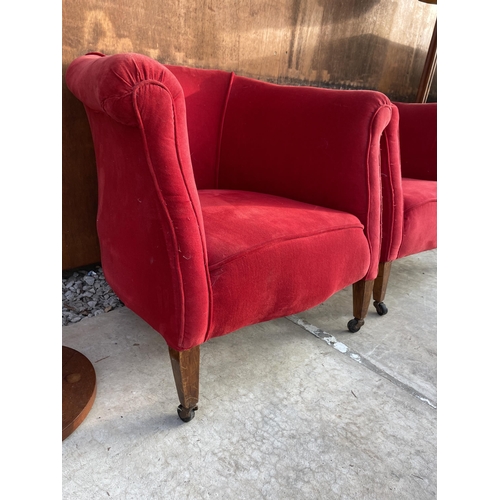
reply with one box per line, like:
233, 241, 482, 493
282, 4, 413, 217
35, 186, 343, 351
286, 315, 437, 409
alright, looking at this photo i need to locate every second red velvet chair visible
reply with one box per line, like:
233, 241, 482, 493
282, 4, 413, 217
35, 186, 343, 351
372, 102, 437, 316
65, 52, 400, 421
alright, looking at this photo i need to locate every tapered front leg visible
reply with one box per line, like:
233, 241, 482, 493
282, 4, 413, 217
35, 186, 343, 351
373, 261, 392, 315
169, 345, 200, 422
348, 279, 375, 332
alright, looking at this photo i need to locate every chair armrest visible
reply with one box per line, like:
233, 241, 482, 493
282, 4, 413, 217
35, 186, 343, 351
218, 75, 396, 280
393, 102, 437, 181
380, 104, 404, 263
378, 102, 437, 263
66, 53, 211, 350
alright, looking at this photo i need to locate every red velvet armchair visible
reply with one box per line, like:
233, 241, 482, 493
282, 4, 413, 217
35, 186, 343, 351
65, 52, 400, 422
374, 102, 437, 315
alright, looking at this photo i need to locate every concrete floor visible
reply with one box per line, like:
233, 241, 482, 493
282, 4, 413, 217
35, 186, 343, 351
62, 249, 437, 500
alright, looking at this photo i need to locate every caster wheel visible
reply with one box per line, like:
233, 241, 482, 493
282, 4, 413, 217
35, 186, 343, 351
373, 301, 388, 316
177, 404, 198, 423
347, 318, 363, 333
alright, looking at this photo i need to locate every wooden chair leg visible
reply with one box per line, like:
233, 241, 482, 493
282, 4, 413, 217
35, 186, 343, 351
373, 261, 392, 316
168, 345, 200, 422
348, 279, 374, 332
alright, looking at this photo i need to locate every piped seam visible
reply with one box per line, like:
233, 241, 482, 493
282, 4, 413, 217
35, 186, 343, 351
214, 71, 235, 189
208, 224, 365, 271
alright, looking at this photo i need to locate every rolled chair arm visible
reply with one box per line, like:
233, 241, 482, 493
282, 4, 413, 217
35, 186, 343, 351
66, 53, 211, 350
65, 52, 184, 125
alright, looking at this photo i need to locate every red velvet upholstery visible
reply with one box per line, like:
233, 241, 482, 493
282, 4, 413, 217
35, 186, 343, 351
218, 75, 396, 281
396, 178, 437, 259
200, 190, 370, 338
380, 102, 437, 263
166, 65, 232, 189
395, 102, 437, 260
396, 103, 437, 181
65, 52, 399, 351
375, 101, 437, 311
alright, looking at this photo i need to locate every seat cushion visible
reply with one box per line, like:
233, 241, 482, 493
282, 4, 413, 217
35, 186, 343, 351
198, 190, 371, 339
397, 178, 437, 259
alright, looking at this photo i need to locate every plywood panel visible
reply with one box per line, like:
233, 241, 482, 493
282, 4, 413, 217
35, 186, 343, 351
62, 0, 437, 269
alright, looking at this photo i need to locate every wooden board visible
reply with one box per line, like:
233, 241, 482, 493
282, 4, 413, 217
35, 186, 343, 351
62, 346, 97, 440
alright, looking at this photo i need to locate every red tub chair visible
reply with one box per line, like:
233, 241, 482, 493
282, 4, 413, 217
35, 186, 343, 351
374, 101, 437, 315
65, 52, 400, 421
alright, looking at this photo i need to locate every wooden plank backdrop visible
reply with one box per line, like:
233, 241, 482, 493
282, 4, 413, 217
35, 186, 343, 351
62, 0, 437, 270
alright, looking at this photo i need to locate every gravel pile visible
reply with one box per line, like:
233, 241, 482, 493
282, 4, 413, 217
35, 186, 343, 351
62, 265, 124, 326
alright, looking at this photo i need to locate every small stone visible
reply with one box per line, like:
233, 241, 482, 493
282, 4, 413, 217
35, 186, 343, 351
63, 266, 124, 325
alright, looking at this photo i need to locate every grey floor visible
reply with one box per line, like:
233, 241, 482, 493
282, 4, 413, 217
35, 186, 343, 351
62, 249, 437, 500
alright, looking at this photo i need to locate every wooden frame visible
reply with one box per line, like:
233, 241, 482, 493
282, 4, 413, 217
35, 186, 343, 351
168, 345, 200, 422
349, 279, 375, 332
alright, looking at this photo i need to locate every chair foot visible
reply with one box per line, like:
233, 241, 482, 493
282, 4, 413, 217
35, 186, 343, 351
347, 318, 365, 333
373, 262, 392, 315
177, 404, 198, 423
373, 300, 388, 316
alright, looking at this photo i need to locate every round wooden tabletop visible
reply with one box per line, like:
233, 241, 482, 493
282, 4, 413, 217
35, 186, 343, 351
62, 346, 97, 440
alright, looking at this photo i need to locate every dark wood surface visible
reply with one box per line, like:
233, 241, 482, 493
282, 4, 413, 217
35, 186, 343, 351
416, 19, 437, 103
62, 77, 101, 271
352, 279, 375, 321
62, 346, 97, 440
169, 346, 200, 414
374, 262, 393, 303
